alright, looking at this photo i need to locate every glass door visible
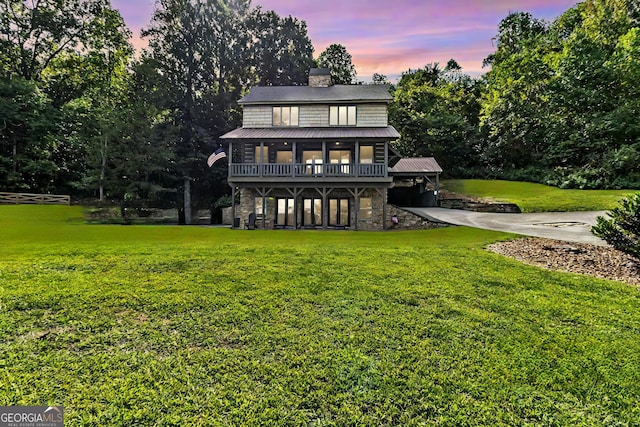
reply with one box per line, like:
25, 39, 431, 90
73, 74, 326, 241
329, 198, 349, 226
303, 198, 322, 226
276, 198, 295, 227
303, 151, 323, 175
329, 149, 351, 174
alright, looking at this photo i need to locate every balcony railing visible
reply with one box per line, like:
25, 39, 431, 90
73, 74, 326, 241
230, 163, 387, 178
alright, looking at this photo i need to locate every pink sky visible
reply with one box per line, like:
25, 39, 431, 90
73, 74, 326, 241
111, 0, 579, 80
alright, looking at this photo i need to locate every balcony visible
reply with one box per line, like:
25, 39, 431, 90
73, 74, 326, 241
230, 163, 387, 178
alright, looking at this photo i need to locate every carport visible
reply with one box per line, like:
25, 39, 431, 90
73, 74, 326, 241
388, 157, 443, 207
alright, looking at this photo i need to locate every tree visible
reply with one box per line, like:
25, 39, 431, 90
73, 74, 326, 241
316, 44, 357, 84
479, 1, 640, 188
0, 0, 130, 81
0, 0, 134, 195
388, 62, 483, 176
480, 12, 553, 171
249, 9, 315, 86
372, 73, 390, 85
0, 77, 57, 192
592, 192, 640, 258
142, 0, 252, 223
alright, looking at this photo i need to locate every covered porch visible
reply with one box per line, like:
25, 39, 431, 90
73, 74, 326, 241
232, 184, 391, 231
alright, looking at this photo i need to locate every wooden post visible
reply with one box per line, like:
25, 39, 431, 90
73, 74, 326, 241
184, 177, 192, 225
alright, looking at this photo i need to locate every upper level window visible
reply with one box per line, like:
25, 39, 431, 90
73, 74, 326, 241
330, 106, 356, 126
273, 106, 299, 126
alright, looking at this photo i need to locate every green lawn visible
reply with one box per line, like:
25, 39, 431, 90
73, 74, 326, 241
442, 179, 635, 212
1, 205, 639, 426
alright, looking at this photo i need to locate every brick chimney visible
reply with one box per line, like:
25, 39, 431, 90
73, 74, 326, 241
309, 68, 332, 87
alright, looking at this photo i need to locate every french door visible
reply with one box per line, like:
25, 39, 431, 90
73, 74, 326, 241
276, 198, 295, 226
329, 198, 349, 226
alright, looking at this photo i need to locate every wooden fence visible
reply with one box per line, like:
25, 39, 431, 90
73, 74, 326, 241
0, 192, 71, 205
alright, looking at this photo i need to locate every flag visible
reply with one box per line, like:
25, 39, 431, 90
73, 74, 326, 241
207, 146, 227, 167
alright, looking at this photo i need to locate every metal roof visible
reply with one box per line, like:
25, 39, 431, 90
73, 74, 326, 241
388, 157, 443, 175
238, 85, 393, 105
220, 126, 401, 140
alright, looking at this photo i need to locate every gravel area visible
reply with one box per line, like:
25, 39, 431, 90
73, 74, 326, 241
487, 238, 640, 286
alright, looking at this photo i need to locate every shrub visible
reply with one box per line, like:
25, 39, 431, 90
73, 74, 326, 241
592, 192, 640, 258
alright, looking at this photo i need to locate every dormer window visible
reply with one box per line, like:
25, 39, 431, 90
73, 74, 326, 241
329, 106, 356, 126
273, 106, 299, 126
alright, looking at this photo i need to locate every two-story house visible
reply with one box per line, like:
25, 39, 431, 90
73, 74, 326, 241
220, 68, 441, 230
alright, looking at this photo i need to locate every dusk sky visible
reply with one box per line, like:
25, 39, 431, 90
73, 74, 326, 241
111, 0, 580, 80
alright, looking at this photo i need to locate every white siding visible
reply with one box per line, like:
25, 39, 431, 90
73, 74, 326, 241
356, 104, 387, 127
299, 105, 328, 127
243, 106, 272, 128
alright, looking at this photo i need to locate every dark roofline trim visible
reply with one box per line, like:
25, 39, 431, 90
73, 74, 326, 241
220, 126, 401, 140
238, 99, 392, 106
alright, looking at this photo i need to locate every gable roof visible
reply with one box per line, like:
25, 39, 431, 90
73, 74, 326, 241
388, 158, 443, 175
238, 84, 393, 105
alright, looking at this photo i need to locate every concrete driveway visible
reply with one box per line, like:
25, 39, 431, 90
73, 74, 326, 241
404, 207, 609, 246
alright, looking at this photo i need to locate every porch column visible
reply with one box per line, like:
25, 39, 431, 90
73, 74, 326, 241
384, 141, 389, 177
262, 187, 267, 230
292, 141, 297, 177
231, 185, 236, 228
322, 141, 326, 177
322, 188, 328, 230
355, 141, 360, 177
259, 142, 264, 177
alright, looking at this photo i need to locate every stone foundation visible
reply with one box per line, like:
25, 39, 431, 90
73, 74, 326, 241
233, 188, 446, 231
439, 198, 521, 213
387, 206, 448, 230
235, 187, 388, 230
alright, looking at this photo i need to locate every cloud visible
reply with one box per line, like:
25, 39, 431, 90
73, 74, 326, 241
114, 0, 579, 77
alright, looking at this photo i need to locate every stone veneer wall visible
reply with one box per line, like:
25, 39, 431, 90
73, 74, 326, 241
386, 205, 448, 231
236, 188, 445, 231
237, 187, 388, 230
221, 207, 233, 225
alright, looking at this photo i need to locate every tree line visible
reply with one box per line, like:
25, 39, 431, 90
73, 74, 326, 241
392, 0, 640, 189
0, 0, 356, 222
1, 0, 638, 222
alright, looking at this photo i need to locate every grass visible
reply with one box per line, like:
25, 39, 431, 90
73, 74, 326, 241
442, 179, 635, 212
1, 205, 640, 426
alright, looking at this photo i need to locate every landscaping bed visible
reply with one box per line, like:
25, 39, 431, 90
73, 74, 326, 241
488, 238, 640, 286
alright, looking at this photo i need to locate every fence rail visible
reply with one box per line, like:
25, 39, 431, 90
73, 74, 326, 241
0, 192, 71, 205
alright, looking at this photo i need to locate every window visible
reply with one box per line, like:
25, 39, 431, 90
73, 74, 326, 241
273, 106, 299, 126
303, 150, 323, 175
255, 145, 268, 163
359, 145, 373, 164
329, 198, 349, 226
329, 106, 356, 126
276, 150, 293, 163
329, 149, 351, 174
276, 198, 295, 226
359, 197, 372, 219
303, 198, 323, 226
255, 197, 265, 218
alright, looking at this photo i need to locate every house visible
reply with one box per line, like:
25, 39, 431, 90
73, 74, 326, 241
220, 68, 441, 230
